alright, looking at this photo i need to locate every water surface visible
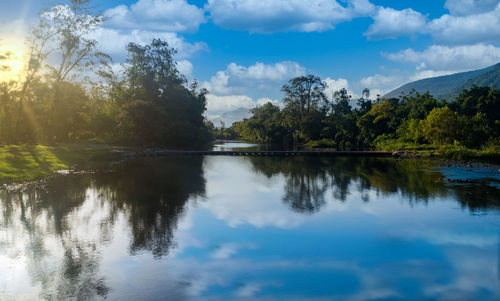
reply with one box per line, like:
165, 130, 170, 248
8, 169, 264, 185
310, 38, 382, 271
1, 145, 499, 300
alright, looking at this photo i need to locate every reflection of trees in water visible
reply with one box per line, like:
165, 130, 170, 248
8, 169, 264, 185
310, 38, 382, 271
248, 157, 500, 213
94, 157, 206, 257
0, 156, 205, 300
0, 155, 498, 299
1, 179, 110, 301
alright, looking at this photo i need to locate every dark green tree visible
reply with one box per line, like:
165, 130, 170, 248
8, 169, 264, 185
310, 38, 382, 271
113, 39, 210, 148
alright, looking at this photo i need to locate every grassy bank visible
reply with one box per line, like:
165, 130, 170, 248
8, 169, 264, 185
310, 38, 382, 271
375, 140, 500, 162
303, 138, 500, 162
0, 144, 126, 183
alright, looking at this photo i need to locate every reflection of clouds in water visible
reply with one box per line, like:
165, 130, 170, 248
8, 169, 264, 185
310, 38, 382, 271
403, 230, 498, 248
0, 188, 114, 300
202, 156, 354, 229
103, 249, 497, 300
168, 157, 500, 299
424, 246, 500, 299
235, 283, 261, 297
211, 243, 257, 259
204, 157, 305, 228
1, 154, 500, 300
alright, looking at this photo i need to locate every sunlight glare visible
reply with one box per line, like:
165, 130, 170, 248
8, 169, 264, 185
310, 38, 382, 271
0, 40, 26, 82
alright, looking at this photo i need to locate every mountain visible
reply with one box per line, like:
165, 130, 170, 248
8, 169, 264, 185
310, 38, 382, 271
384, 63, 500, 100
209, 107, 252, 127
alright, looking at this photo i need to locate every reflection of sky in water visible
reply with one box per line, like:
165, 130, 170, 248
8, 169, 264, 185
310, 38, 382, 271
212, 142, 260, 151
439, 166, 500, 188
0, 151, 499, 300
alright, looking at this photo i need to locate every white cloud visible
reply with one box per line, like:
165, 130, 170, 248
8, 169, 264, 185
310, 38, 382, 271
384, 43, 500, 71
409, 69, 462, 81
427, 4, 500, 44
176, 60, 193, 78
365, 7, 427, 39
359, 74, 404, 96
205, 0, 375, 33
202, 61, 306, 95
256, 97, 283, 107
206, 94, 256, 113
104, 0, 206, 33
91, 28, 207, 59
444, 0, 500, 16
363, 2, 500, 44
360, 74, 398, 88
323, 77, 358, 99
206, 94, 282, 115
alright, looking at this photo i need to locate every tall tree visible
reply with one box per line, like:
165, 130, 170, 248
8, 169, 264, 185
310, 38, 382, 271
281, 75, 328, 120
114, 39, 209, 148
28, 0, 110, 141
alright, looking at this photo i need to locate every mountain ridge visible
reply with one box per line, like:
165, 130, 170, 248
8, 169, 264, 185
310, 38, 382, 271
384, 63, 500, 100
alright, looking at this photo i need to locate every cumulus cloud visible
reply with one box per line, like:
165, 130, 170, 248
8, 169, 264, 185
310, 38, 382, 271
363, 2, 500, 44
176, 60, 193, 78
323, 77, 359, 99
206, 94, 281, 114
359, 74, 404, 96
206, 94, 256, 112
360, 74, 397, 88
104, 0, 206, 33
444, 0, 500, 16
202, 61, 306, 95
427, 4, 500, 44
384, 43, 500, 71
205, 0, 375, 33
91, 28, 207, 59
256, 97, 283, 107
365, 7, 427, 39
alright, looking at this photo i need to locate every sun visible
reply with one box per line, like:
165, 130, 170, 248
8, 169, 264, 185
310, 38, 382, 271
0, 40, 26, 82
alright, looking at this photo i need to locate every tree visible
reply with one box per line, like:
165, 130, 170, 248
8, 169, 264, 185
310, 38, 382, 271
113, 39, 209, 148
355, 88, 372, 116
281, 75, 328, 120
35, 1, 110, 83
235, 102, 287, 144
423, 107, 459, 144
281, 75, 328, 141
23, 0, 111, 142
331, 88, 352, 117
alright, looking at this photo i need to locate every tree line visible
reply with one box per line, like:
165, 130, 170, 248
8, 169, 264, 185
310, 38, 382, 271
0, 0, 210, 148
224, 75, 500, 150
2, 0, 498, 151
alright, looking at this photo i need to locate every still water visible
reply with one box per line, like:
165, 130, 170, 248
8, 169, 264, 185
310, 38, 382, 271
1, 144, 500, 300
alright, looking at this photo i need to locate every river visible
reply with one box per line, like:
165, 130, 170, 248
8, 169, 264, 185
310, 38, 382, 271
0, 142, 499, 300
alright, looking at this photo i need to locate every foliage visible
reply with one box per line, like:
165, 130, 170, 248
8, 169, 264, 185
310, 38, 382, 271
230, 74, 499, 156
233, 103, 288, 144
110, 40, 210, 148
0, 1, 211, 149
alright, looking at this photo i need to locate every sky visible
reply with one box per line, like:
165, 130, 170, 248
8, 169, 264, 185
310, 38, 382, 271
1, 0, 500, 117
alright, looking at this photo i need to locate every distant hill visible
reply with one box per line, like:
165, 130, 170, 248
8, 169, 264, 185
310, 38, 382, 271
210, 107, 252, 127
384, 63, 500, 100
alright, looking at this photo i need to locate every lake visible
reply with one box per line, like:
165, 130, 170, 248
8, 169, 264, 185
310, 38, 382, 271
1, 143, 499, 300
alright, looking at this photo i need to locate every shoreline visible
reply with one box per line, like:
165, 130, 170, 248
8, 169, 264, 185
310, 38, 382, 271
0, 143, 499, 188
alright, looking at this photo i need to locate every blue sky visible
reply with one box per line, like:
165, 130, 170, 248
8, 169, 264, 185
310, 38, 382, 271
2, 0, 500, 117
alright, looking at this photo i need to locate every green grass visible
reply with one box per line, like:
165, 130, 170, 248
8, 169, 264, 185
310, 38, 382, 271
375, 139, 500, 162
0, 143, 126, 183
